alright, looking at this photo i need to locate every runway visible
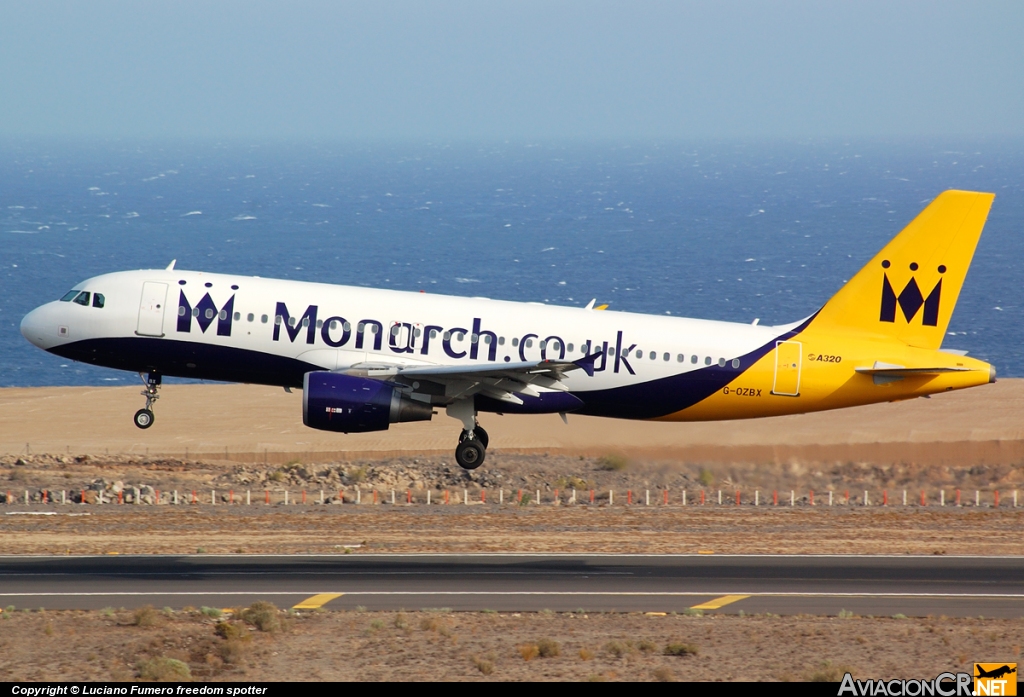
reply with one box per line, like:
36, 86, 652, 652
0, 554, 1022, 618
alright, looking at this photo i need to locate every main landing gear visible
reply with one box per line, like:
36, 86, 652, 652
456, 426, 489, 470
134, 372, 161, 429
447, 399, 488, 470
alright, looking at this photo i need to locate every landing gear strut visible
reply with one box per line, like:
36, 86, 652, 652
134, 372, 161, 429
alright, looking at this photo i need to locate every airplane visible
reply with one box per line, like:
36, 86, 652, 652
20, 190, 996, 470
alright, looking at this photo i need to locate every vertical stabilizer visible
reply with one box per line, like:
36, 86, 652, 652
810, 190, 994, 350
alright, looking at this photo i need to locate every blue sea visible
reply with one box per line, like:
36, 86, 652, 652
3, 138, 1023, 386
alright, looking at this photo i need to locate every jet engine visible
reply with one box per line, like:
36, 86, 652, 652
302, 371, 433, 433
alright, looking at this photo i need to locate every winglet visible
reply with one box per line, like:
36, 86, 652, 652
573, 351, 603, 377
584, 299, 596, 310
165, 259, 177, 271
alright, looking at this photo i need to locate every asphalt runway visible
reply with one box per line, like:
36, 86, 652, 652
0, 554, 1022, 618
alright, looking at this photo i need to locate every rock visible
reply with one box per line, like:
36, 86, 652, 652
111, 481, 124, 494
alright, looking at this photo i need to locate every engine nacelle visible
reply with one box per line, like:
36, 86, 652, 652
302, 371, 434, 433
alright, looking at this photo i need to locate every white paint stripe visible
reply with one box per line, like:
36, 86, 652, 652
0, 591, 1022, 598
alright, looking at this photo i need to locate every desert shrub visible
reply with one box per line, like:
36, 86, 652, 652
653, 666, 676, 682
219, 639, 249, 664
537, 638, 560, 658
138, 657, 191, 681
370, 619, 384, 630
346, 467, 367, 483
579, 648, 594, 661
420, 616, 440, 631
268, 470, 286, 482
664, 642, 699, 656
698, 468, 714, 486
472, 656, 494, 675
555, 476, 588, 490
638, 639, 658, 653
518, 644, 539, 661
132, 605, 160, 627
214, 622, 250, 641
597, 454, 629, 471
200, 607, 222, 619
240, 601, 280, 632
394, 612, 408, 629
604, 640, 626, 658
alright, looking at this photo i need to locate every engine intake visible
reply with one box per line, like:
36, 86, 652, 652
303, 371, 433, 433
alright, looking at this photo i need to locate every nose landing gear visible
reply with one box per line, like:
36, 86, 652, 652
134, 372, 161, 429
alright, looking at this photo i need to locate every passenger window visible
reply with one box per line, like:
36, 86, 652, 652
705, 356, 712, 365
471, 334, 479, 344
60, 290, 80, 302
73, 292, 90, 306
219, 310, 228, 321
261, 315, 268, 324
540, 340, 547, 350
718, 358, 726, 367
552, 341, 561, 351
456, 332, 464, 341
344, 322, 351, 332
301, 317, 309, 328
483, 335, 491, 344
247, 313, 254, 322
635, 349, 642, 359
609, 347, 615, 357
498, 336, 505, 345
193, 308, 200, 317
92, 293, 105, 308
234, 312, 241, 321
732, 359, 740, 368
207, 309, 217, 320
391, 325, 400, 336
650, 351, 656, 360
663, 353, 669, 362
525, 339, 533, 348
691, 355, 698, 364
178, 307, 187, 317
677, 354, 684, 362
567, 343, 573, 352
511, 337, 518, 347
443, 331, 451, 341
429, 329, 437, 338
316, 319, 323, 328
415, 328, 422, 337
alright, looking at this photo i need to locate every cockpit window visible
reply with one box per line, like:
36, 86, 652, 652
60, 290, 80, 302
72, 291, 91, 306
92, 293, 105, 308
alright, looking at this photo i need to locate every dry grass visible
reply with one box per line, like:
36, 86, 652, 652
0, 607, 1021, 682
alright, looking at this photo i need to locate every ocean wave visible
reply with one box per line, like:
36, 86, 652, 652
181, 211, 202, 217
232, 215, 257, 221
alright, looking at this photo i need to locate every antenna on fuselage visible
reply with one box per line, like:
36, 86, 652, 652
165, 260, 177, 271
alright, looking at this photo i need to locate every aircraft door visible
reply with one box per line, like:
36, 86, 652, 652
136, 282, 168, 337
771, 340, 802, 396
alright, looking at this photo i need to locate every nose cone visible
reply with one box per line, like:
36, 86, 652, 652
20, 303, 60, 350
989, 364, 997, 383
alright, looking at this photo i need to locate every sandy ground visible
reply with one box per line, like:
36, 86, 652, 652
0, 606, 1019, 682
2, 506, 1022, 556
3, 379, 1024, 466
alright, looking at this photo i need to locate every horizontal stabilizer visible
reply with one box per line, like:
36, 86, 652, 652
854, 367, 970, 376
855, 361, 971, 385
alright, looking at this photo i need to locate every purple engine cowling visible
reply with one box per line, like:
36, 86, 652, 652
303, 371, 433, 433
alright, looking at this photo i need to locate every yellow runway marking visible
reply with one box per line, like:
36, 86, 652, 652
292, 593, 343, 609
690, 594, 750, 611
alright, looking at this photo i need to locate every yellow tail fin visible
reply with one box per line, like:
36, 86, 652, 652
811, 190, 994, 350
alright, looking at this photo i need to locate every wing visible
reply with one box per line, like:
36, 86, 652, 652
341, 352, 602, 405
